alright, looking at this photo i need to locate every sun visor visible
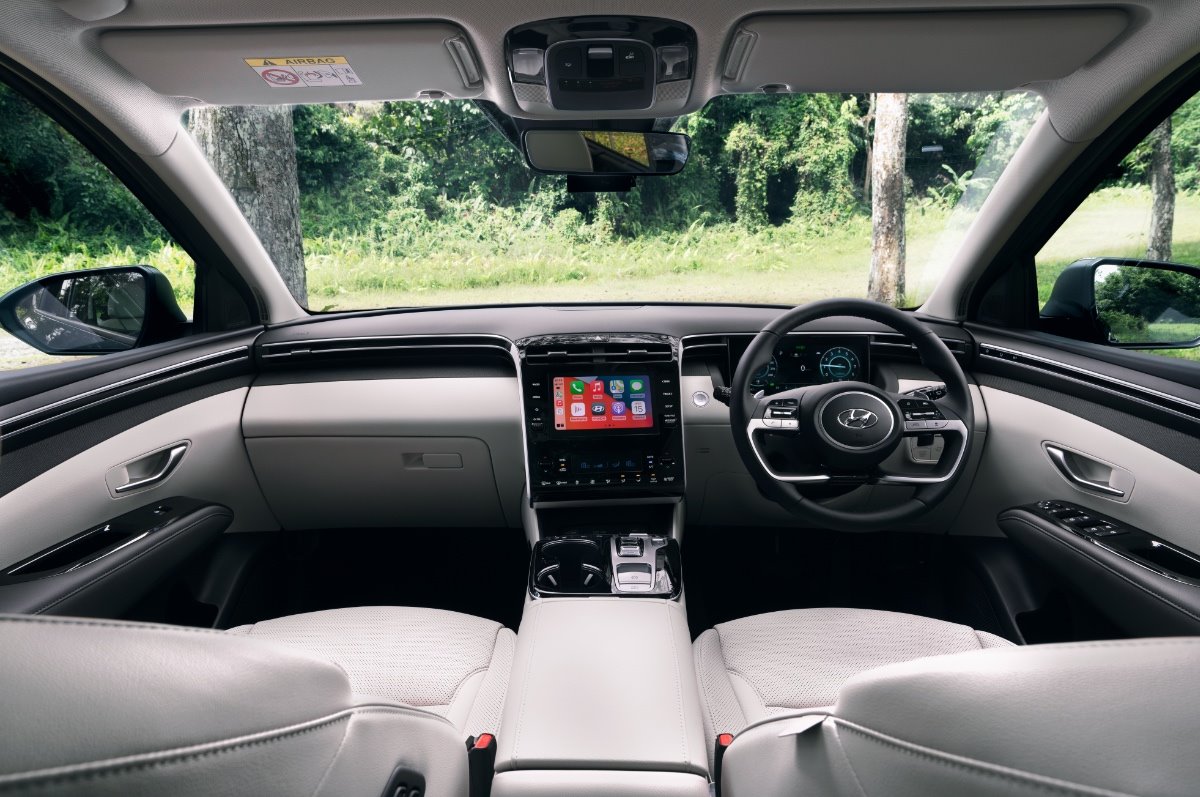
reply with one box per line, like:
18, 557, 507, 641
722, 9, 1129, 94
99, 23, 484, 105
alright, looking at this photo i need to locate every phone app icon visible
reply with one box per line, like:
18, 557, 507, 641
569, 380, 585, 394
592, 380, 605, 394
629, 379, 645, 392
631, 400, 647, 416
571, 403, 586, 417
609, 380, 624, 394
591, 403, 606, 415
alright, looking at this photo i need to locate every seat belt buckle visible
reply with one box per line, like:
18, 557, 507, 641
712, 732, 734, 797
466, 733, 497, 797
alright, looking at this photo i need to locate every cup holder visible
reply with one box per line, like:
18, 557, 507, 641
533, 538, 609, 594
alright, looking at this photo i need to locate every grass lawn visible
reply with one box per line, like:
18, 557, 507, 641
3, 187, 1200, 369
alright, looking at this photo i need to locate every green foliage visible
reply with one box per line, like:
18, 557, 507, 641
1095, 265, 1200, 329
0, 83, 159, 239
0, 82, 195, 313
3, 88, 1048, 324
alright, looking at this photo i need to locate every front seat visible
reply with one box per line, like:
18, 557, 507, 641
0, 607, 514, 796
693, 607, 1012, 762
716, 635, 1200, 796
226, 606, 514, 738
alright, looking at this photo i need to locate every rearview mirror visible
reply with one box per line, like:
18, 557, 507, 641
523, 130, 689, 176
0, 266, 188, 356
1042, 258, 1200, 348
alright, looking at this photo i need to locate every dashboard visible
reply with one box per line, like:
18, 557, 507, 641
246, 304, 970, 524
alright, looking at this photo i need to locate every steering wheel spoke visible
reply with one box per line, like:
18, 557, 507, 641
876, 394, 970, 485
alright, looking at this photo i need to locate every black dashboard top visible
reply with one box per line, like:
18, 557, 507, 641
256, 303, 971, 348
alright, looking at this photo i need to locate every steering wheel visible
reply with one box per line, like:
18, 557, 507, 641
730, 299, 974, 531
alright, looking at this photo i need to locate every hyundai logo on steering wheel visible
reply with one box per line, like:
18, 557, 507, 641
836, 408, 879, 429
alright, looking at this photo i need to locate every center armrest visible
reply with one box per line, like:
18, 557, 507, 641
496, 597, 709, 777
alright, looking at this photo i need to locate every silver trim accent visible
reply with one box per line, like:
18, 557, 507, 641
979, 343, 1200, 417
745, 416, 969, 485
259, 332, 514, 357
745, 418, 830, 483
114, 443, 189, 494
836, 408, 878, 429
1043, 443, 1125, 497
1, 346, 249, 428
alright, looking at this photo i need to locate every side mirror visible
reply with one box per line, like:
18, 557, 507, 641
523, 130, 690, 176
1042, 258, 1200, 348
0, 266, 187, 356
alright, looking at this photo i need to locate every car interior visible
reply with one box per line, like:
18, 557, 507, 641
3, 1, 1200, 796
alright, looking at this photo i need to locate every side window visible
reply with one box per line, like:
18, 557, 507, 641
0, 81, 195, 372
1035, 96, 1200, 362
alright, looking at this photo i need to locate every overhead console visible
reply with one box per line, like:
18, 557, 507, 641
505, 17, 695, 114
518, 334, 684, 501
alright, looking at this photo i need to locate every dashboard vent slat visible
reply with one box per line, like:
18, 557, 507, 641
524, 340, 674, 364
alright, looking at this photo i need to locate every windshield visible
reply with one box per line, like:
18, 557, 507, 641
191, 92, 1043, 312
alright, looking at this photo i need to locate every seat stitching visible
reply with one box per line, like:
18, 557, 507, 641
0, 614, 226, 636
827, 723, 872, 797
512, 602, 541, 764
1005, 515, 1200, 624
836, 721, 1133, 796
306, 709, 352, 797
439, 666, 490, 711
0, 705, 450, 791
663, 602, 687, 765
723, 662, 773, 712
695, 632, 724, 759
0, 714, 351, 790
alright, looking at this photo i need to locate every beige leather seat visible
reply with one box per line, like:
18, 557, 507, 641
0, 607, 514, 796
697, 609, 1200, 796
693, 607, 1012, 758
228, 606, 515, 739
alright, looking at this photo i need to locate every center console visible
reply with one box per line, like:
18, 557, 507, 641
518, 333, 685, 501
502, 334, 704, 796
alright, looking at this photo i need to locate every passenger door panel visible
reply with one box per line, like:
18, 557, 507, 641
0, 334, 276, 617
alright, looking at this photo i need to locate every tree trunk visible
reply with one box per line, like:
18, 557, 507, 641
189, 106, 307, 304
868, 93, 908, 306
862, 93, 876, 202
1147, 116, 1175, 262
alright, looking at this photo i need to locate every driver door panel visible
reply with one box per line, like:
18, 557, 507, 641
962, 324, 1200, 634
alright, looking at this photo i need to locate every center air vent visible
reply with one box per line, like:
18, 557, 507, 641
521, 335, 676, 364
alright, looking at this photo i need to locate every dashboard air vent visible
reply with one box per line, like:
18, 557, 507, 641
523, 339, 674, 364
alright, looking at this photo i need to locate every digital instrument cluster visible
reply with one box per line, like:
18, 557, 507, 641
744, 335, 869, 394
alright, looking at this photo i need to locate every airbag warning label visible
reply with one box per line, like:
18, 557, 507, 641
245, 56, 363, 88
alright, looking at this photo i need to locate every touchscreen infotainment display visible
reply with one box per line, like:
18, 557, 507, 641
552, 375, 654, 431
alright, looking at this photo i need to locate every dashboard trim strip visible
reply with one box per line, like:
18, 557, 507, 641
978, 343, 1200, 420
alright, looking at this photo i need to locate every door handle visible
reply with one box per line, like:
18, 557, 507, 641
114, 444, 189, 494
1044, 443, 1126, 498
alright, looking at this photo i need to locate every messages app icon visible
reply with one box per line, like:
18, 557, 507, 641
569, 380, 585, 395
629, 379, 645, 392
